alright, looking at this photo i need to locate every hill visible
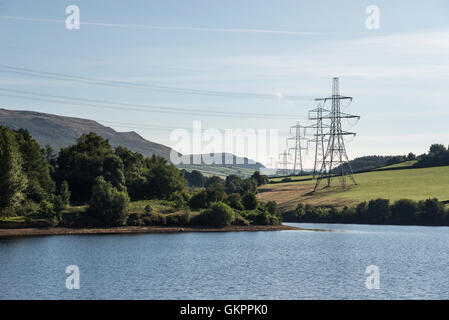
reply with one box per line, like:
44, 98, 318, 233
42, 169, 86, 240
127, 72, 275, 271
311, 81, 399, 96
258, 165, 449, 212
0, 108, 172, 158
0, 108, 263, 177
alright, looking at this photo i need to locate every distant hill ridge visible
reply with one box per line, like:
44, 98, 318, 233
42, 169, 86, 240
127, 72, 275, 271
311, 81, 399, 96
0, 108, 172, 158
0, 108, 264, 172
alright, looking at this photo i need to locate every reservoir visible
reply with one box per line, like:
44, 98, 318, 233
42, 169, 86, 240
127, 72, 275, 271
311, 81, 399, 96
1, 223, 448, 299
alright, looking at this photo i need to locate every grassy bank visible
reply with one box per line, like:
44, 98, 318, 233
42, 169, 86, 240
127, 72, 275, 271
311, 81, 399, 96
258, 165, 449, 212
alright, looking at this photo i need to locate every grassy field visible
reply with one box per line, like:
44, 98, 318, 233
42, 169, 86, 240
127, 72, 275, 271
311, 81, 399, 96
374, 160, 417, 170
178, 164, 256, 178
258, 165, 449, 212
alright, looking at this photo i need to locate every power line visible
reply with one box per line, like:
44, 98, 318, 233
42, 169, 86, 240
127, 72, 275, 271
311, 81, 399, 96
0, 64, 313, 101
0, 87, 307, 120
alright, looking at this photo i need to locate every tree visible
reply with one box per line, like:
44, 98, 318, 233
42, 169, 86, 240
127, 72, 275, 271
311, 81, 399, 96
226, 193, 244, 210
429, 144, 446, 154
242, 192, 258, 210
407, 152, 416, 161
144, 155, 188, 199
56, 132, 125, 202
0, 127, 28, 213
251, 171, 268, 186
184, 170, 205, 187
15, 129, 55, 202
390, 199, 417, 225
198, 202, 235, 226
59, 180, 71, 206
88, 176, 130, 226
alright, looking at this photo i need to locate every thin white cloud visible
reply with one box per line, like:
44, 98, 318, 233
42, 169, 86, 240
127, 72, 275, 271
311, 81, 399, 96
0, 15, 374, 36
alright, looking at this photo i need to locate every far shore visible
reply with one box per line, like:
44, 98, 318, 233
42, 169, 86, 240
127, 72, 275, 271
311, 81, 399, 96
0, 224, 322, 238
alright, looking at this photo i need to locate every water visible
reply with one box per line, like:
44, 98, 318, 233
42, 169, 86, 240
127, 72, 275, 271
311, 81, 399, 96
1, 223, 449, 299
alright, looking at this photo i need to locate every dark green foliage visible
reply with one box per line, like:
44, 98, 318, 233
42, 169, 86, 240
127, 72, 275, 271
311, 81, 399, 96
144, 204, 152, 215
226, 193, 244, 210
59, 181, 71, 207
183, 170, 205, 187
189, 189, 209, 209
225, 174, 243, 194
415, 144, 449, 168
144, 155, 188, 200
390, 199, 417, 225
0, 126, 28, 213
385, 156, 408, 166
197, 202, 235, 226
232, 213, 250, 226
242, 192, 258, 210
15, 129, 56, 202
286, 197, 449, 226
251, 171, 268, 186
88, 176, 130, 226
417, 198, 445, 225
332, 155, 404, 173
56, 132, 125, 202
115, 146, 147, 200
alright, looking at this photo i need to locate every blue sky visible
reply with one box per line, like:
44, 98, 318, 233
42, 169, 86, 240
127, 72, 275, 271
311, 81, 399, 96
0, 0, 448, 167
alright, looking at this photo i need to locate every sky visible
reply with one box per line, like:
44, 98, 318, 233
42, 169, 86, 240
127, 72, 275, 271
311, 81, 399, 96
0, 0, 448, 168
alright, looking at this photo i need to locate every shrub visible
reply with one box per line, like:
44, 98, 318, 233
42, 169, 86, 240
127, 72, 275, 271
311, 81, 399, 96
390, 199, 418, 225
197, 202, 235, 226
127, 213, 142, 226
88, 176, 130, 226
226, 193, 244, 210
242, 192, 258, 210
232, 213, 250, 226
189, 189, 209, 209
144, 204, 152, 215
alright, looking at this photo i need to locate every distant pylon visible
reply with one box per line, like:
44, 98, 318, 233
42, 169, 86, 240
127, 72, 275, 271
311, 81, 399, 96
278, 149, 291, 176
288, 121, 307, 175
314, 78, 360, 191
306, 103, 330, 179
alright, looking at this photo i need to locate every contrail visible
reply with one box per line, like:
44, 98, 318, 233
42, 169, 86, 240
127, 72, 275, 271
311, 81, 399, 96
0, 15, 370, 35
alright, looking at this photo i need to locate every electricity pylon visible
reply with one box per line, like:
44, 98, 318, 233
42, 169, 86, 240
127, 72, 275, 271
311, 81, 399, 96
306, 104, 330, 179
287, 122, 307, 175
314, 77, 360, 191
278, 150, 291, 176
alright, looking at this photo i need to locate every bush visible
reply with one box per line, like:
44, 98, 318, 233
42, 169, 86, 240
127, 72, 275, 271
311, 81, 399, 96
390, 199, 417, 225
88, 176, 130, 226
226, 193, 244, 210
189, 189, 209, 209
242, 192, 258, 210
232, 213, 250, 226
197, 202, 235, 226
143, 213, 166, 226
127, 213, 142, 226
144, 204, 152, 215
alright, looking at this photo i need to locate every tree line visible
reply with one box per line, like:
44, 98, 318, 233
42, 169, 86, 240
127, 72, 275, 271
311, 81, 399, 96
285, 198, 449, 226
0, 127, 276, 227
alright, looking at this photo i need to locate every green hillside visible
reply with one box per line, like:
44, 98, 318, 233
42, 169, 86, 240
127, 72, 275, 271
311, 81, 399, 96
258, 165, 449, 212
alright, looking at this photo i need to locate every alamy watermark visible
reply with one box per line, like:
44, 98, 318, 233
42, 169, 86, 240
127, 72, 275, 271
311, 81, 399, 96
169, 120, 281, 175
365, 265, 380, 289
365, 5, 380, 30
66, 265, 80, 290
66, 5, 80, 30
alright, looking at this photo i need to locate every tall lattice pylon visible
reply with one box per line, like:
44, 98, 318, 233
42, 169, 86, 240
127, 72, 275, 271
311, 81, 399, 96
305, 103, 330, 179
288, 122, 307, 175
314, 77, 360, 191
278, 149, 291, 176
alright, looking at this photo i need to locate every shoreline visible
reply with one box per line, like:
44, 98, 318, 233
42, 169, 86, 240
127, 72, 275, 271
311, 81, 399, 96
0, 224, 307, 238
